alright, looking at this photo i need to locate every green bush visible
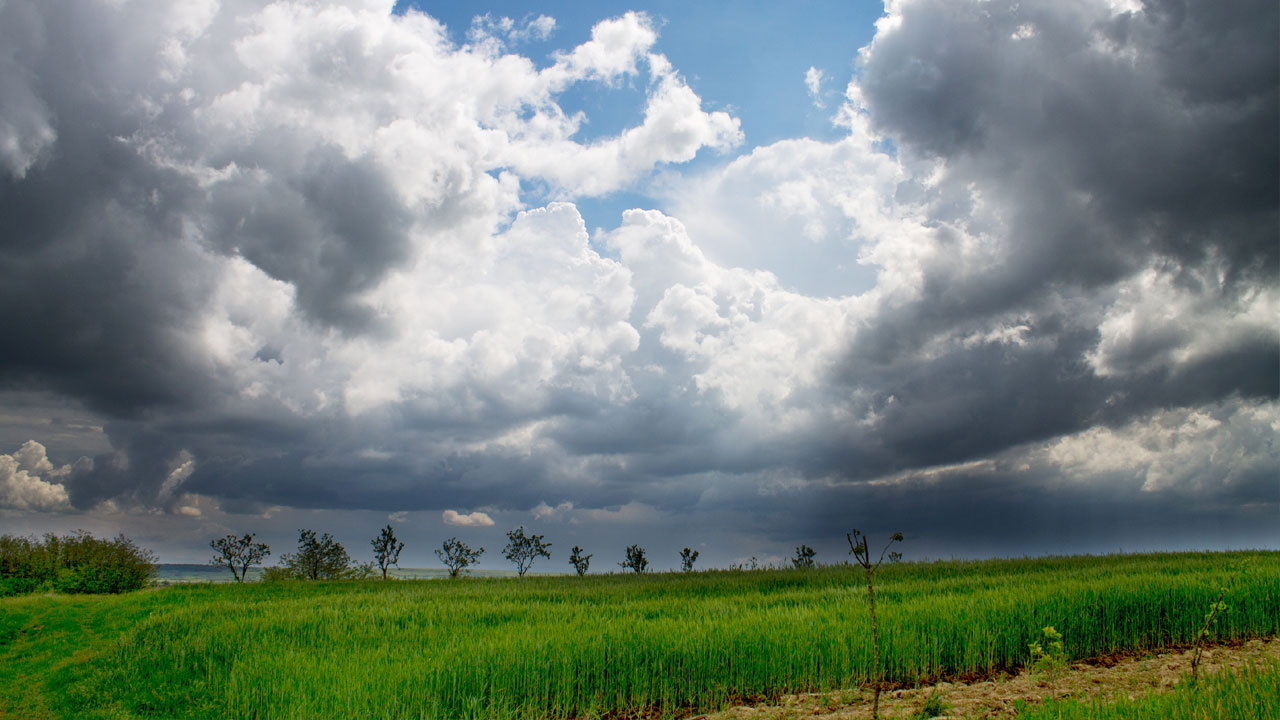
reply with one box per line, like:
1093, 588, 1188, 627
0, 531, 155, 595
0, 575, 41, 597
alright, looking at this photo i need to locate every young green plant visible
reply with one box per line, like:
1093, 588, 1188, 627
1028, 625, 1068, 680
1190, 558, 1251, 682
847, 527, 903, 720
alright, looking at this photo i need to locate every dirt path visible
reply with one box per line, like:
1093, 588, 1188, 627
701, 637, 1279, 720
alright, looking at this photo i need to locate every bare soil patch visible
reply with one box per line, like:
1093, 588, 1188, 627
698, 637, 1279, 720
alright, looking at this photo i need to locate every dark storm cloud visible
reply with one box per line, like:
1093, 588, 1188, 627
204, 144, 413, 332
0, 2, 219, 419
812, 0, 1280, 480
799, 469, 1279, 560
823, 317, 1277, 481
859, 0, 1277, 279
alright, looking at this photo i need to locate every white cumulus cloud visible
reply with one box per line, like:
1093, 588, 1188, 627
0, 441, 72, 512
443, 509, 495, 527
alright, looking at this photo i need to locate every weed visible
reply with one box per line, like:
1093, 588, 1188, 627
1190, 558, 1251, 683
909, 688, 949, 719
1029, 625, 1068, 680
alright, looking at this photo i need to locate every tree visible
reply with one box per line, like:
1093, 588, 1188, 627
502, 526, 551, 578
679, 547, 699, 572
278, 529, 353, 580
792, 544, 816, 569
371, 525, 405, 580
209, 533, 271, 582
847, 528, 903, 720
569, 545, 591, 576
436, 537, 483, 578
618, 544, 648, 574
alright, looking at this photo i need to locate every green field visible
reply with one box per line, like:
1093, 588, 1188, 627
2, 551, 1277, 719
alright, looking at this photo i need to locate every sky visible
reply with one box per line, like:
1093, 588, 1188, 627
0, 0, 1276, 572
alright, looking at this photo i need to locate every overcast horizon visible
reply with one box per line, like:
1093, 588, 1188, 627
1, 0, 1276, 571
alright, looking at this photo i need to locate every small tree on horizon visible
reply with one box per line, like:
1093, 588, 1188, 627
792, 544, 816, 569
680, 547, 699, 572
371, 525, 405, 580
848, 527, 903, 720
619, 544, 648, 574
279, 529, 353, 580
209, 533, 271, 582
503, 526, 551, 577
569, 545, 591, 576
436, 537, 483, 578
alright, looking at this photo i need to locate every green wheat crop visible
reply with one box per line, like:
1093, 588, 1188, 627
2, 550, 1276, 719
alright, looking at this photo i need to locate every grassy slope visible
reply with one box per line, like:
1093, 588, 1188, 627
2, 551, 1276, 720
0, 591, 160, 719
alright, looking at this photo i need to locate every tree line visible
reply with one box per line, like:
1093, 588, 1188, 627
209, 526, 864, 581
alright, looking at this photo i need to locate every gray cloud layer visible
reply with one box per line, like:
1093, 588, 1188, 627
0, 0, 1274, 563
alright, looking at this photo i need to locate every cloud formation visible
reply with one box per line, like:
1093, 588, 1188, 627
0, 441, 73, 512
805, 67, 825, 108
443, 510, 496, 527
0, 0, 1274, 563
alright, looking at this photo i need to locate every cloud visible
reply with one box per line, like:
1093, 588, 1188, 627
662, 122, 902, 296
532, 500, 574, 521
0, 441, 72, 511
546, 11, 656, 84
805, 66, 824, 108
468, 14, 556, 49
442, 509, 495, 527
387, 511, 409, 523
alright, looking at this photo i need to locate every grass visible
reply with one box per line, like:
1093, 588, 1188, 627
1, 551, 1276, 719
1014, 660, 1280, 719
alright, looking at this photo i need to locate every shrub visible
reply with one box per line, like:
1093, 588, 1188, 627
569, 545, 591, 576
1029, 625, 1068, 679
0, 575, 41, 597
619, 544, 648, 574
792, 544, 816, 569
436, 538, 484, 578
0, 531, 155, 595
680, 547, 699, 572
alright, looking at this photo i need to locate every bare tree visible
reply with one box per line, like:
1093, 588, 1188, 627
502, 526, 551, 578
436, 537, 483, 578
792, 544, 816, 569
209, 533, 271, 582
371, 525, 405, 580
569, 545, 591, 576
618, 544, 648, 574
679, 547, 699, 572
848, 528, 903, 720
